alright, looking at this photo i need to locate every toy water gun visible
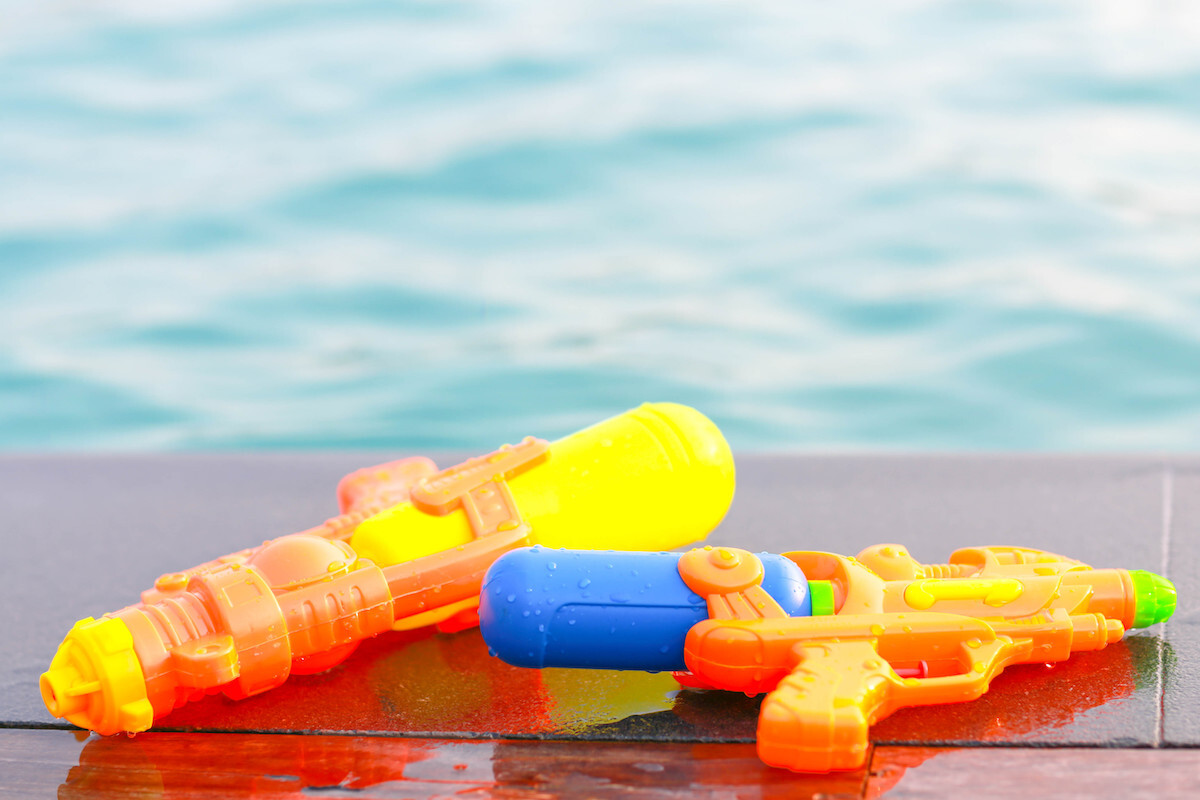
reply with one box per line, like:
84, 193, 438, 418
479, 543, 1176, 773
40, 403, 735, 736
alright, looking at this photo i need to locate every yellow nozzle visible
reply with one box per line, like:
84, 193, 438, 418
40, 616, 153, 735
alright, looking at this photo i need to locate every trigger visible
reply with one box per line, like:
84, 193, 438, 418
892, 661, 929, 680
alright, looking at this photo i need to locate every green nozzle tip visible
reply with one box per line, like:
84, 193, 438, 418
1130, 570, 1176, 628
809, 580, 835, 617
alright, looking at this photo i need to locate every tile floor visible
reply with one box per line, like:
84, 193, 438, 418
2, 454, 1195, 797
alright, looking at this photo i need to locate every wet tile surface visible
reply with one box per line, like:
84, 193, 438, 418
1163, 463, 1200, 745
1, 454, 1191, 756
871, 634, 1165, 747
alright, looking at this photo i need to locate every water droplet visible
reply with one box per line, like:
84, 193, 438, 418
522, 610, 530, 617
506, 594, 516, 603
547, 561, 557, 571
578, 579, 591, 589
568, 619, 577, 625
610, 593, 630, 604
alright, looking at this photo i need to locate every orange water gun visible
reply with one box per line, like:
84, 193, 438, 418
480, 543, 1176, 773
40, 403, 736, 736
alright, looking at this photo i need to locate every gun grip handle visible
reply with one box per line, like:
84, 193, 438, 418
757, 640, 894, 773
755, 621, 1015, 773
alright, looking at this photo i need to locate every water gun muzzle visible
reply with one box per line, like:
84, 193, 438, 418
41, 617, 153, 735
1128, 570, 1176, 628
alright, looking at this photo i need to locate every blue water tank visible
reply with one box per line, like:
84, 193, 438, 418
479, 546, 811, 672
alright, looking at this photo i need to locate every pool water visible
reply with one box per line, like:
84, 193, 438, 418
3, 1, 1200, 451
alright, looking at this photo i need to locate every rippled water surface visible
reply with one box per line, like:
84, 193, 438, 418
3, 1, 1200, 450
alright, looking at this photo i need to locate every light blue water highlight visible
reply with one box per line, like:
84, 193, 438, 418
3, 1, 1200, 451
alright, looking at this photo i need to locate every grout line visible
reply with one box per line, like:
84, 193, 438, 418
1162, 465, 1173, 587
1157, 464, 1174, 748
860, 744, 874, 800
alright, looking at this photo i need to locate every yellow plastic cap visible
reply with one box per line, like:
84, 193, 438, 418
39, 616, 153, 735
529, 401, 736, 550
626, 402, 735, 490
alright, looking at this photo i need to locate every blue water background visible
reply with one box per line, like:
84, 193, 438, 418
3, 1, 1200, 451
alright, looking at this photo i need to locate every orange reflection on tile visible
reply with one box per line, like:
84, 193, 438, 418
60, 732, 493, 800
872, 637, 1147, 745
57, 732, 872, 800
155, 627, 686, 739
566, 634, 1157, 748
155, 628, 559, 736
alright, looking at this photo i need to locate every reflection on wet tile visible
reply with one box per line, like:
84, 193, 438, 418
10, 728, 1197, 800
540, 668, 682, 734
61, 732, 446, 798
873, 635, 1165, 746
156, 628, 555, 735
582, 688, 763, 742
368, 630, 556, 735
19, 729, 869, 800
158, 628, 688, 738
489, 739, 869, 800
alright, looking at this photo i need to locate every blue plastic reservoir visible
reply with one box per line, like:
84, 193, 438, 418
479, 546, 811, 672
